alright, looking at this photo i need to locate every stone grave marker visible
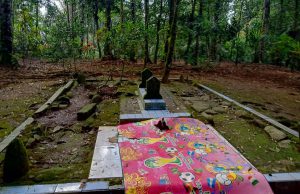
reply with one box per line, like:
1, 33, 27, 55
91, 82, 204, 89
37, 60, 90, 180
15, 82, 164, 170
139, 68, 153, 88
144, 76, 162, 99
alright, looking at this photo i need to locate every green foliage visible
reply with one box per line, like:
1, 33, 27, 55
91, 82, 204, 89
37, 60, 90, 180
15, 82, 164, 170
3, 138, 29, 183
4, 0, 298, 69
270, 34, 300, 70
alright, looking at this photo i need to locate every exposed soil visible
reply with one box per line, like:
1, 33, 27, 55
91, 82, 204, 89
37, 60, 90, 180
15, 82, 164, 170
36, 86, 90, 128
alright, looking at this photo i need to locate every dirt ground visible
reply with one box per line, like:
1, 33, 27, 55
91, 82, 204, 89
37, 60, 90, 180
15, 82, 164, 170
1, 59, 298, 125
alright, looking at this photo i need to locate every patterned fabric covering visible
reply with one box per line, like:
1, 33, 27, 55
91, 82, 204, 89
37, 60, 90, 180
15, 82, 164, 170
118, 118, 273, 194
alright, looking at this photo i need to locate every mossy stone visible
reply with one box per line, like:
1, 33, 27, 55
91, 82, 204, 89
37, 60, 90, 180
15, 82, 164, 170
3, 138, 29, 182
77, 103, 97, 120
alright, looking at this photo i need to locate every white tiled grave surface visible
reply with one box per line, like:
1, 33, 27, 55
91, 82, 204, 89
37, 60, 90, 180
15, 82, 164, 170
88, 126, 123, 179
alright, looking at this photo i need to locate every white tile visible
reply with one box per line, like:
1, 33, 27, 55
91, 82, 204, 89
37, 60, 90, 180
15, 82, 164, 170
82, 181, 109, 192
92, 146, 121, 161
0, 186, 29, 194
89, 160, 123, 179
55, 183, 82, 193
27, 184, 57, 193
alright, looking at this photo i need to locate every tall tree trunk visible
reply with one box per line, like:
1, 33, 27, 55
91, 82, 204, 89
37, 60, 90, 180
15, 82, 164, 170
184, 0, 196, 63
278, 0, 284, 34
120, 0, 124, 30
129, 0, 136, 61
259, 0, 270, 63
80, 1, 85, 58
94, 0, 101, 58
144, 0, 152, 67
193, 0, 203, 66
162, 0, 180, 83
0, 0, 13, 66
154, 0, 163, 64
35, 0, 39, 38
294, 0, 299, 31
211, 0, 221, 61
235, 0, 244, 65
164, 0, 175, 61
104, 0, 113, 58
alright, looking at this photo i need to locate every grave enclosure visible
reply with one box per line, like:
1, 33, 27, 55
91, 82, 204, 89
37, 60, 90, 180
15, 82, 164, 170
120, 68, 191, 122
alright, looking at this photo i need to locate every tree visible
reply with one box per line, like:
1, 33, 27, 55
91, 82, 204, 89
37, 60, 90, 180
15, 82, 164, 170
144, 0, 152, 67
0, 0, 13, 66
183, 0, 196, 63
193, 0, 203, 66
162, 0, 180, 83
93, 0, 102, 58
104, 0, 113, 58
129, 0, 136, 61
153, 0, 163, 64
259, 0, 270, 63
163, 0, 175, 61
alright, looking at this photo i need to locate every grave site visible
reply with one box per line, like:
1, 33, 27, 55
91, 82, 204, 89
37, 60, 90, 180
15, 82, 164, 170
0, 66, 299, 194
0, 0, 300, 193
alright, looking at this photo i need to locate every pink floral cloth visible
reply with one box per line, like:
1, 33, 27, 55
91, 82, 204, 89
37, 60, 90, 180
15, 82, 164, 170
118, 118, 273, 194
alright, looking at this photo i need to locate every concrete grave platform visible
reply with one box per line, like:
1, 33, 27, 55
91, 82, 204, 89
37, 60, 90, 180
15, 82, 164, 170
120, 85, 191, 123
89, 126, 123, 179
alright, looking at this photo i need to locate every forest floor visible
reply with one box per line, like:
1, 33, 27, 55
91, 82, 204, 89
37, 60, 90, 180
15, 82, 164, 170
0, 59, 299, 185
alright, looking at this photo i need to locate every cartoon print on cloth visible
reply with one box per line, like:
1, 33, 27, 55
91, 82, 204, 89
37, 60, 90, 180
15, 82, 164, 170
118, 118, 274, 194
175, 124, 195, 135
135, 119, 153, 126
159, 174, 171, 185
166, 147, 178, 155
119, 128, 135, 138
120, 147, 142, 161
179, 172, 197, 193
144, 156, 182, 168
188, 141, 217, 155
138, 137, 168, 145
124, 173, 151, 194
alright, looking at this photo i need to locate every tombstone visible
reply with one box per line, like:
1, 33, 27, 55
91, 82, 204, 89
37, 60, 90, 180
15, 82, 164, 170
144, 76, 163, 99
139, 68, 153, 88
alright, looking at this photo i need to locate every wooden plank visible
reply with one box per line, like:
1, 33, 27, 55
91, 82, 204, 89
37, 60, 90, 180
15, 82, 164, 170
197, 84, 299, 138
0, 117, 34, 152
89, 126, 123, 179
34, 80, 74, 116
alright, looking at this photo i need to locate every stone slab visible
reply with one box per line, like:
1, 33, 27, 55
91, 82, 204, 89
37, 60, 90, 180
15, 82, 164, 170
27, 184, 57, 193
264, 172, 300, 182
82, 181, 109, 192
55, 183, 82, 193
120, 112, 191, 123
0, 181, 110, 194
89, 126, 122, 179
95, 126, 118, 147
0, 186, 30, 194
34, 80, 74, 116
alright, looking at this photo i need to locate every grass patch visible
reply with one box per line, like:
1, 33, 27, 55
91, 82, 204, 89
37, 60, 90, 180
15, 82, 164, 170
209, 113, 300, 173
93, 99, 120, 127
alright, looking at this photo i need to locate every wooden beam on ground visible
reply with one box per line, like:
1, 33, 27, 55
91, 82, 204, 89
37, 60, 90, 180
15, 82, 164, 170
34, 80, 74, 117
197, 84, 299, 138
0, 117, 34, 152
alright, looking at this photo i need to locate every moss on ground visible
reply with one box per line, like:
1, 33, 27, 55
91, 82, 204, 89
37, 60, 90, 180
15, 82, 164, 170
201, 79, 300, 124
171, 81, 300, 173
92, 99, 120, 126
192, 110, 300, 173
0, 86, 58, 139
